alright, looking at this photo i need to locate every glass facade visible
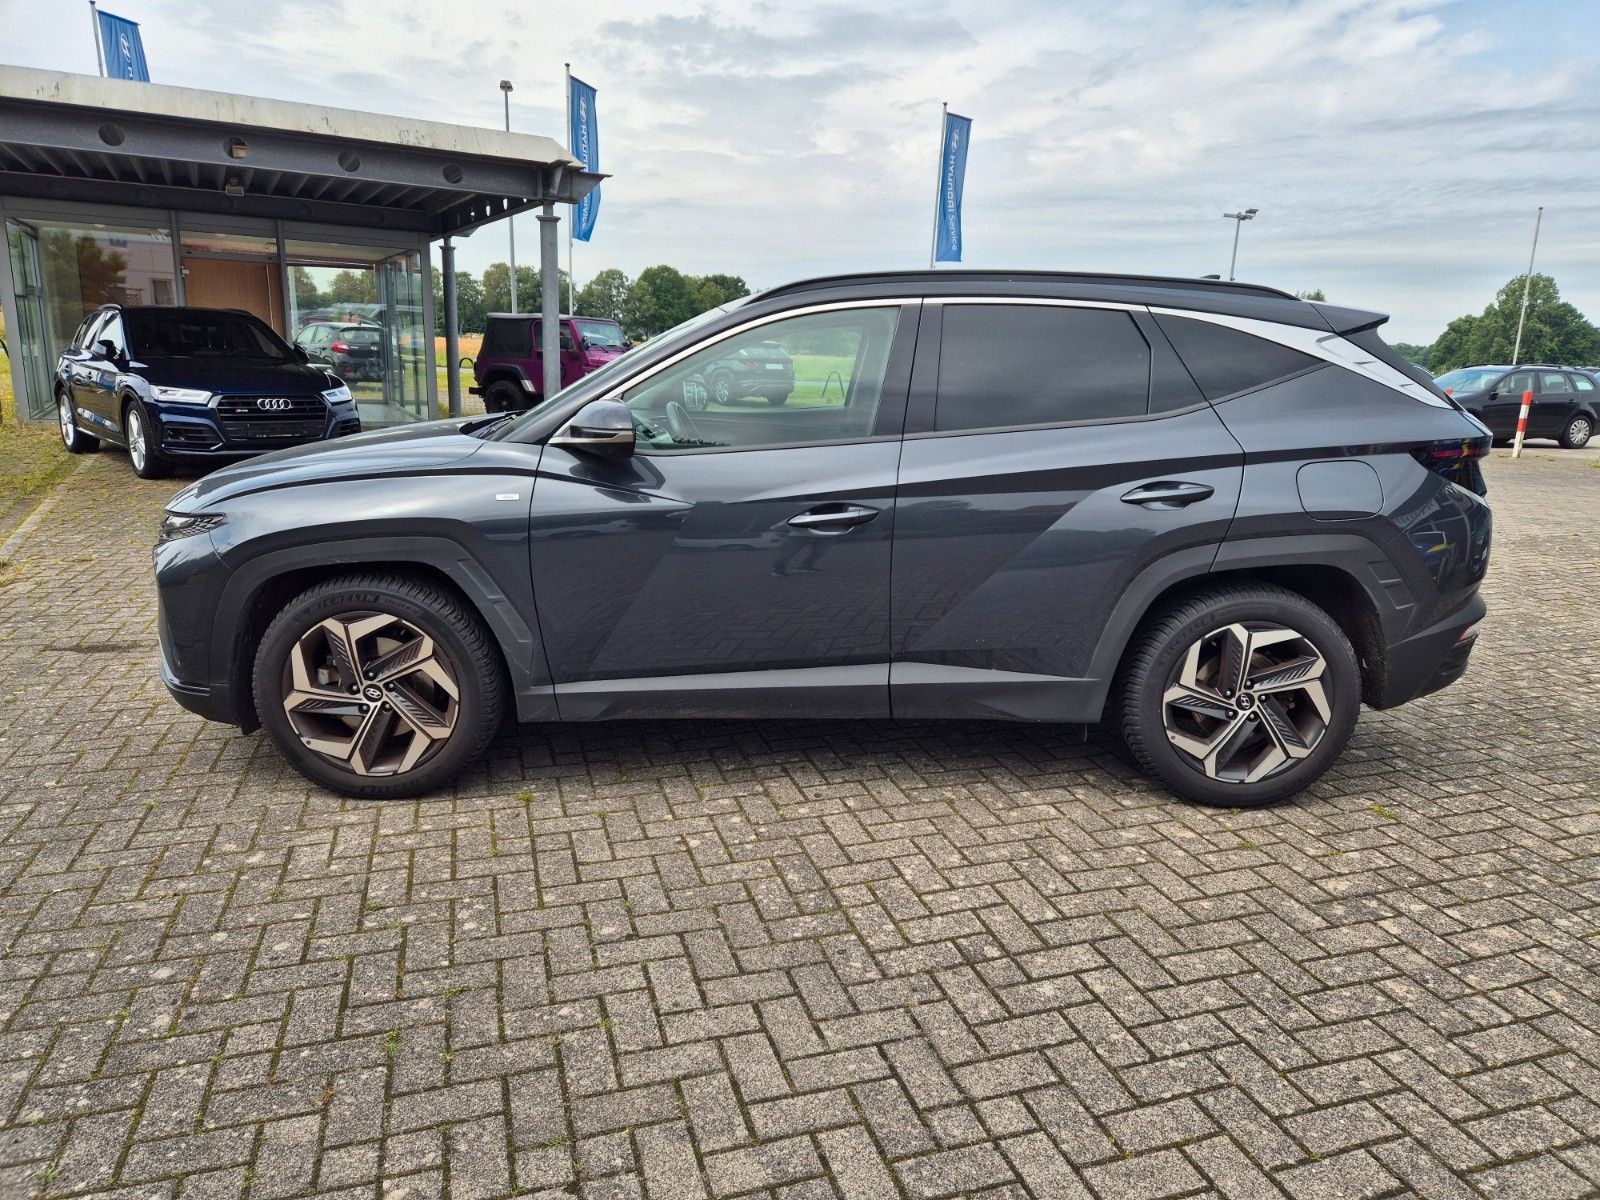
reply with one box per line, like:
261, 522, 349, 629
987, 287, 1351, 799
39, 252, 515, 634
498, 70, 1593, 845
1, 205, 434, 427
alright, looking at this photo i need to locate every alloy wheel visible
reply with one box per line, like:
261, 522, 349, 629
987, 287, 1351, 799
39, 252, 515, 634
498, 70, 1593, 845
58, 394, 75, 448
1161, 622, 1331, 783
713, 374, 731, 404
280, 611, 461, 777
127, 409, 147, 471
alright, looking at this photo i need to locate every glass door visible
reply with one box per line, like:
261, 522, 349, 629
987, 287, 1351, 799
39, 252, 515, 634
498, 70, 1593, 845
5, 220, 55, 420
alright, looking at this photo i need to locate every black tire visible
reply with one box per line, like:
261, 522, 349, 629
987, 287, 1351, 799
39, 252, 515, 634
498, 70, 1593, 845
484, 380, 526, 414
1116, 583, 1361, 808
123, 400, 172, 479
1559, 415, 1593, 450
252, 573, 507, 798
764, 391, 791, 406
58, 390, 99, 453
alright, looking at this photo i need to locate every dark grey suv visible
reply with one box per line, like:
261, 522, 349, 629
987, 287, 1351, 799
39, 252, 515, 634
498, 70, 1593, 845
155, 271, 1493, 806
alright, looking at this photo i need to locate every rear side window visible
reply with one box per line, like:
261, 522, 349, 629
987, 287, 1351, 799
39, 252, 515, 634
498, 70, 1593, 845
1575, 375, 1595, 392
1154, 314, 1320, 401
1538, 372, 1568, 393
483, 319, 532, 357
934, 305, 1150, 432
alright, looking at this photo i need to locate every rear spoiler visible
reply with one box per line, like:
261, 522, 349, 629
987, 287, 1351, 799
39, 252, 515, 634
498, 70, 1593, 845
1308, 302, 1454, 403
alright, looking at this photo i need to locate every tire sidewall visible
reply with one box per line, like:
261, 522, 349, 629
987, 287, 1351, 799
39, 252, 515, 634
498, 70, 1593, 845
486, 381, 522, 413
1130, 593, 1361, 807
124, 400, 169, 478
1563, 416, 1592, 449
58, 391, 80, 451
253, 579, 496, 797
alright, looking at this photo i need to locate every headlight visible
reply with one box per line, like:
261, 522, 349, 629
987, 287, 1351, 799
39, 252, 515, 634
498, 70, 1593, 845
158, 511, 225, 543
151, 386, 213, 405
322, 385, 353, 404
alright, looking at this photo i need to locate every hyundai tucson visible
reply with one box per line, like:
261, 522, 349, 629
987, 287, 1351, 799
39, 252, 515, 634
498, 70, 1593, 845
156, 272, 1492, 806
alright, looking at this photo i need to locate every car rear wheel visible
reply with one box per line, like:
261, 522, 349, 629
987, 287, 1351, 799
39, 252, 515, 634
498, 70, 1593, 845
1559, 415, 1593, 449
484, 380, 525, 413
764, 391, 791, 406
58, 391, 99, 453
253, 573, 506, 798
1116, 583, 1361, 807
124, 402, 172, 479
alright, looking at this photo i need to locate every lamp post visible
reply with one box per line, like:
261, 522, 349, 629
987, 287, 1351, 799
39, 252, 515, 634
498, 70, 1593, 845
1223, 208, 1258, 281
500, 79, 517, 314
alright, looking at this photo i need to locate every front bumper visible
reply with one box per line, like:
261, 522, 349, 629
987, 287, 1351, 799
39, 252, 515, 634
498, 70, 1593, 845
155, 532, 242, 725
1374, 591, 1486, 708
151, 398, 361, 458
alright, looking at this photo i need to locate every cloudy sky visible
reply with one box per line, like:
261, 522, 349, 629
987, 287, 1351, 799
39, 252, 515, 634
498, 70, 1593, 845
4, 0, 1597, 342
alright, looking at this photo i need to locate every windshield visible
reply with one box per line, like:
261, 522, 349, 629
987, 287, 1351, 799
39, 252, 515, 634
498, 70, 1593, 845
1433, 368, 1503, 394
576, 319, 627, 349
492, 300, 745, 440
127, 309, 295, 362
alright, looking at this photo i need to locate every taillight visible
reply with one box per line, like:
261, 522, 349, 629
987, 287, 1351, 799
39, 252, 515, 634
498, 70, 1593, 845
331, 341, 348, 353
1411, 436, 1491, 497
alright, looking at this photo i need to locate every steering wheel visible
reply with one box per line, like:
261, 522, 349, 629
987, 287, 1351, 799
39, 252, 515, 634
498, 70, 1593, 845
665, 400, 701, 444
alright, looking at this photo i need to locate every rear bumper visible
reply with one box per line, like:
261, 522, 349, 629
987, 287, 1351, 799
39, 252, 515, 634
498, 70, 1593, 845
1374, 591, 1486, 708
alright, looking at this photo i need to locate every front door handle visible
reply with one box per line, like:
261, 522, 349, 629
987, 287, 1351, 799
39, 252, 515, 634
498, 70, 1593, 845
788, 503, 880, 532
1121, 481, 1215, 509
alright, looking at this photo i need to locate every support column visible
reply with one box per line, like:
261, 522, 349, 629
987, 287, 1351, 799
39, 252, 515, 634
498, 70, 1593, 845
440, 237, 462, 418
538, 202, 561, 401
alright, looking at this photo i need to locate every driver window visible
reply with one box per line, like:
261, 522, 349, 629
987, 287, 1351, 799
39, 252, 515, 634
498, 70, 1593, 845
98, 314, 128, 360
623, 306, 900, 452
1500, 371, 1533, 396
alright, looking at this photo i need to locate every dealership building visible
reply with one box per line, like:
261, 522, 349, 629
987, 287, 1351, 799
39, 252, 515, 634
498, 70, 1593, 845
0, 65, 599, 427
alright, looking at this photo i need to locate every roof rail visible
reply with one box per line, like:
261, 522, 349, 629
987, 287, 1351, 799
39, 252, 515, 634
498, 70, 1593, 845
757, 269, 1300, 303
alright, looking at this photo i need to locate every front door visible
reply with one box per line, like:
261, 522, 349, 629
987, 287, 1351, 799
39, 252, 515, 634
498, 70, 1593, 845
890, 301, 1244, 720
1484, 370, 1534, 437
77, 310, 128, 433
527, 301, 917, 720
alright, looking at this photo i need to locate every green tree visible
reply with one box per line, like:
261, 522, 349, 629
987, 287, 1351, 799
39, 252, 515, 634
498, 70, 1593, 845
624, 265, 698, 338
326, 269, 376, 305
432, 267, 487, 335
1390, 342, 1432, 369
1294, 288, 1327, 302
480, 262, 570, 316
1427, 274, 1600, 373
691, 273, 750, 310
576, 267, 631, 323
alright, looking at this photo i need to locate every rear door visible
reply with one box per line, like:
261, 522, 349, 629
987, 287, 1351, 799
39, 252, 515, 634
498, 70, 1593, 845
1533, 371, 1576, 437
890, 300, 1244, 721
528, 300, 918, 719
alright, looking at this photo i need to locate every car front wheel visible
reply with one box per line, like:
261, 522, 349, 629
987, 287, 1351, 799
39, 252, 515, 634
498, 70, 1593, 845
124, 401, 171, 479
1559, 415, 1593, 449
1116, 584, 1361, 807
252, 574, 506, 798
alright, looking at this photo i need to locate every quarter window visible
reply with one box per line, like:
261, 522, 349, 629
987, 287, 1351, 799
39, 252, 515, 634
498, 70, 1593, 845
1574, 375, 1595, 392
933, 305, 1151, 433
1154, 315, 1320, 401
623, 307, 901, 452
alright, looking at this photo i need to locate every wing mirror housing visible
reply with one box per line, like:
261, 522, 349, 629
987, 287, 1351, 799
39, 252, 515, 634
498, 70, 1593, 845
549, 398, 635, 457
294, 345, 310, 363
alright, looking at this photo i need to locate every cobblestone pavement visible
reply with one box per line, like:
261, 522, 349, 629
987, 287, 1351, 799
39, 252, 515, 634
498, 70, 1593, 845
0, 445, 1596, 1200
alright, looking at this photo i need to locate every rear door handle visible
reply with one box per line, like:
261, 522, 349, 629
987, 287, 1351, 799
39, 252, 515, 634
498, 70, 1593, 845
1121, 481, 1215, 509
788, 503, 880, 532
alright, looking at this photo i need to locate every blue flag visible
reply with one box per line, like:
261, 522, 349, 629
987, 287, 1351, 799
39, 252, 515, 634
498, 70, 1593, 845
96, 7, 150, 82
934, 111, 972, 263
568, 75, 600, 243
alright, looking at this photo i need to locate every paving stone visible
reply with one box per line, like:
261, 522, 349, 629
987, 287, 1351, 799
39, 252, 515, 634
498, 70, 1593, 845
0, 450, 1594, 1200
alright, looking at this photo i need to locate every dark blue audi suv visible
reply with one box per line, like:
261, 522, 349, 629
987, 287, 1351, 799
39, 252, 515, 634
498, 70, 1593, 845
155, 272, 1493, 806
55, 304, 361, 478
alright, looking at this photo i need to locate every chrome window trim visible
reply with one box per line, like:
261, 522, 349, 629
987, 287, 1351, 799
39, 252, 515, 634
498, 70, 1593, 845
1147, 305, 1453, 408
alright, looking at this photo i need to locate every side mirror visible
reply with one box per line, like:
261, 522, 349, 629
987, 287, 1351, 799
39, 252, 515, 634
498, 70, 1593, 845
294, 345, 310, 362
549, 398, 634, 457
95, 339, 122, 363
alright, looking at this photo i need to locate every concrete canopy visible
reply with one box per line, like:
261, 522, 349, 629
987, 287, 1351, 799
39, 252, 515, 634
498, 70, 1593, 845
0, 65, 602, 237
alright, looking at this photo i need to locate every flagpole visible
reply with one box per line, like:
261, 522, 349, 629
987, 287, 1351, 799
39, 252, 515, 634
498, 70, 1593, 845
89, 0, 106, 76
565, 63, 576, 316
927, 102, 946, 269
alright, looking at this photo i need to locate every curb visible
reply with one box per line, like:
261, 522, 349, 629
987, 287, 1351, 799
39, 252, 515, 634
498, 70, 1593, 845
0, 457, 85, 562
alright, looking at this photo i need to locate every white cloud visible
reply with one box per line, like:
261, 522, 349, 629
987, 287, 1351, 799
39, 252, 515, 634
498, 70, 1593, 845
3, 0, 1596, 341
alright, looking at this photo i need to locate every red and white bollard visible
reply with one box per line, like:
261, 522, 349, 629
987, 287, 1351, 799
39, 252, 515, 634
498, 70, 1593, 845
1511, 388, 1533, 459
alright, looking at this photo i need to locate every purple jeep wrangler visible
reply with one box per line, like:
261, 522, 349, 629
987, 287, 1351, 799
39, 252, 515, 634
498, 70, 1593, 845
472, 313, 630, 412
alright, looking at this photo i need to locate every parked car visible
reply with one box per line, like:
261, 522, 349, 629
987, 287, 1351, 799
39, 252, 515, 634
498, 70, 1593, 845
472, 314, 629, 412
56, 305, 361, 479
700, 340, 795, 406
294, 321, 387, 382
156, 271, 1492, 806
1433, 364, 1596, 448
